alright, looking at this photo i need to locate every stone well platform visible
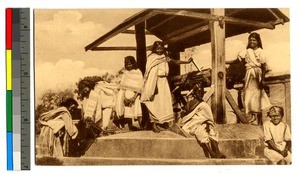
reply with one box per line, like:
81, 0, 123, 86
36, 124, 271, 165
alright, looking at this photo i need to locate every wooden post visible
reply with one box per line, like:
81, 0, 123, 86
135, 22, 147, 74
135, 22, 149, 130
167, 47, 180, 92
225, 89, 248, 123
210, 9, 226, 124
168, 45, 181, 77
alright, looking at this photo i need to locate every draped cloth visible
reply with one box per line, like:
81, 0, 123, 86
181, 101, 219, 143
83, 81, 117, 129
238, 48, 271, 115
37, 107, 78, 157
119, 69, 144, 93
141, 53, 174, 124
115, 69, 143, 119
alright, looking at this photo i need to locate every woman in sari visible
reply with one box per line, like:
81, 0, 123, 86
141, 41, 192, 132
238, 32, 271, 124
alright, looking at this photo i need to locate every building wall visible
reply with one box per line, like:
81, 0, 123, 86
265, 76, 291, 128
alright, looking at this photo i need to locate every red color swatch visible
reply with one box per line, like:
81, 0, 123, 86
6, 8, 12, 49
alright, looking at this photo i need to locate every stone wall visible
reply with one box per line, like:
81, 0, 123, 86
265, 73, 291, 127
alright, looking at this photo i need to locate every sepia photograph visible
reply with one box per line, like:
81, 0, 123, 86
34, 8, 291, 166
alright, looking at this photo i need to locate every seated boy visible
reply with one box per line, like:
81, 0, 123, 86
263, 106, 292, 165
179, 84, 226, 158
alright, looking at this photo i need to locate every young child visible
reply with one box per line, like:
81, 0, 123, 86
179, 84, 226, 158
263, 106, 292, 164
115, 56, 144, 131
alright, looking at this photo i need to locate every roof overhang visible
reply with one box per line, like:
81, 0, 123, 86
85, 8, 289, 51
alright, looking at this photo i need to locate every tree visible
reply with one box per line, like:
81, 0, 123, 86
35, 88, 74, 134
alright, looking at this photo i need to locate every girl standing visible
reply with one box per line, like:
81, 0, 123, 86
238, 32, 271, 124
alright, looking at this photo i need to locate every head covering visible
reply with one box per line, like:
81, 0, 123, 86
268, 106, 284, 117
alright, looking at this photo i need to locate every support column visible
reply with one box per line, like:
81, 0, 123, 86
210, 9, 226, 124
135, 22, 149, 129
167, 48, 180, 92
168, 46, 180, 77
135, 22, 147, 75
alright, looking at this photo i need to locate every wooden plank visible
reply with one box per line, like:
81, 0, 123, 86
135, 22, 147, 74
155, 9, 274, 30
122, 29, 152, 35
91, 46, 152, 51
85, 9, 157, 51
154, 9, 218, 21
202, 86, 214, 102
163, 21, 207, 40
148, 15, 177, 32
91, 47, 137, 51
225, 89, 248, 123
210, 8, 226, 124
165, 25, 209, 45
223, 16, 275, 29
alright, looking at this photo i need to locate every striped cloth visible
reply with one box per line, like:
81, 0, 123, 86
119, 69, 144, 93
83, 81, 118, 123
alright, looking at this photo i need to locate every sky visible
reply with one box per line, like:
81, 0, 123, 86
34, 8, 290, 102
35, 9, 158, 101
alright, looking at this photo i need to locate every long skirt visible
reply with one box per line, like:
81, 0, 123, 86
144, 77, 174, 124
244, 70, 271, 115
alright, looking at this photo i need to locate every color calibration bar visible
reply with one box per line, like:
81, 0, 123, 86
6, 8, 31, 171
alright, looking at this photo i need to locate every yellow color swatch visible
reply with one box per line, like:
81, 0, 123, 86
6, 50, 12, 90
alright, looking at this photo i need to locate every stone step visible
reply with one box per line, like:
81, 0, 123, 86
83, 124, 265, 159
36, 156, 271, 165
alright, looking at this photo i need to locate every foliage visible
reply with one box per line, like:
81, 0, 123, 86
35, 88, 74, 134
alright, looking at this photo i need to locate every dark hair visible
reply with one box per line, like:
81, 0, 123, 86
124, 56, 137, 69
268, 106, 284, 117
59, 98, 78, 108
151, 41, 165, 53
247, 32, 263, 49
192, 84, 205, 101
77, 79, 96, 93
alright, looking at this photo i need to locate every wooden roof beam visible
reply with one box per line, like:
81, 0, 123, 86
223, 16, 275, 29
91, 46, 152, 51
147, 15, 177, 32
267, 8, 284, 25
154, 9, 218, 20
154, 9, 275, 30
162, 21, 208, 40
164, 25, 209, 45
122, 29, 152, 35
91, 46, 137, 51
85, 9, 158, 51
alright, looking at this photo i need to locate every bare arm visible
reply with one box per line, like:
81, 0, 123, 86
259, 63, 267, 89
266, 140, 282, 154
285, 140, 292, 152
266, 140, 288, 157
225, 59, 238, 64
168, 57, 193, 65
124, 92, 139, 107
